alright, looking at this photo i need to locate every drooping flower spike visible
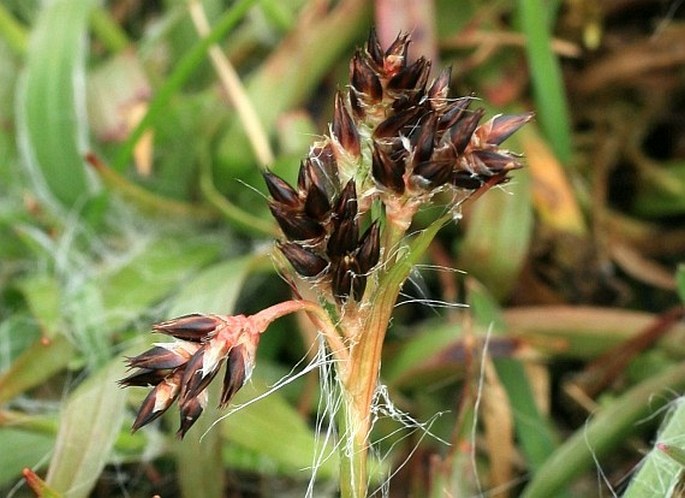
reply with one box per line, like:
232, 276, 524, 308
120, 313, 261, 437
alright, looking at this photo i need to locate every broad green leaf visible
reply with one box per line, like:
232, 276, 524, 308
99, 235, 221, 331
0, 335, 75, 403
221, 379, 337, 480
0, 314, 41, 369
16, 274, 62, 340
45, 357, 128, 498
17, 0, 98, 209
383, 322, 466, 387
458, 168, 533, 301
167, 254, 258, 316
0, 428, 54, 489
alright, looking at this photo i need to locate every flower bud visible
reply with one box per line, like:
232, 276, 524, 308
268, 202, 325, 241
450, 108, 485, 155
279, 242, 328, 277
263, 172, 300, 208
332, 92, 360, 157
153, 313, 219, 342
357, 222, 380, 273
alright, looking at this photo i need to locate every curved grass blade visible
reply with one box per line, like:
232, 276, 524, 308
520, 361, 685, 498
112, 0, 257, 172
17, 0, 99, 210
518, 0, 572, 164
45, 357, 128, 498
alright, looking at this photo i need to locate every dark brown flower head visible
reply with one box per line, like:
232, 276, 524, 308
121, 313, 263, 437
265, 30, 529, 305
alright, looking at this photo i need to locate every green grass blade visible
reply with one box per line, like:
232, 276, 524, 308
521, 361, 685, 498
45, 358, 128, 498
112, 0, 257, 172
468, 281, 561, 475
17, 0, 98, 209
623, 397, 685, 498
519, 0, 572, 164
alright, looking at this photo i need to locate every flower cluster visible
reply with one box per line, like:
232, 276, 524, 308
267, 30, 532, 303
121, 31, 531, 438
120, 314, 260, 437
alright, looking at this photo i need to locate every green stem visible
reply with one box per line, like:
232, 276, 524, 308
335, 181, 504, 497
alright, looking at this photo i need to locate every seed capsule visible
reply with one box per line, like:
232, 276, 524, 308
268, 202, 325, 241
438, 97, 472, 131
220, 346, 247, 408
153, 314, 219, 341
450, 108, 485, 155
125, 346, 190, 370
132, 371, 182, 432
350, 51, 383, 102
383, 33, 410, 74
412, 114, 438, 166
428, 66, 451, 102
332, 255, 363, 303
334, 180, 358, 220
357, 222, 380, 273
178, 391, 206, 438
327, 216, 359, 259
263, 172, 300, 208
414, 158, 454, 187
374, 106, 425, 139
119, 368, 168, 387
473, 150, 519, 173
366, 28, 384, 67
372, 143, 405, 193
387, 57, 430, 93
279, 242, 328, 277
452, 171, 484, 190
332, 92, 360, 156
481, 112, 534, 145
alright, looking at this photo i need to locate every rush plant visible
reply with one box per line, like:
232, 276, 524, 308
121, 31, 531, 497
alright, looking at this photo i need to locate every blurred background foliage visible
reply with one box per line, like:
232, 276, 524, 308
0, 0, 684, 496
